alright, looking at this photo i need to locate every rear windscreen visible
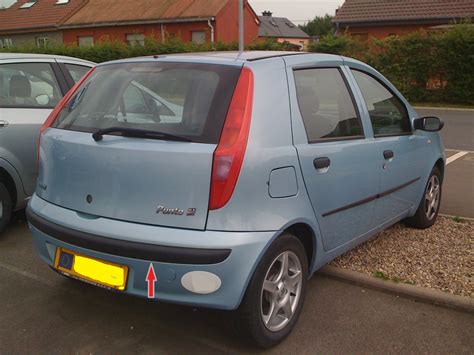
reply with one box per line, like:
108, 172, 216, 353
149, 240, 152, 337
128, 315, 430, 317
53, 62, 242, 143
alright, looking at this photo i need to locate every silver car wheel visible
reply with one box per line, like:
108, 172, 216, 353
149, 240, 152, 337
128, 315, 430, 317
425, 175, 440, 220
260, 251, 303, 332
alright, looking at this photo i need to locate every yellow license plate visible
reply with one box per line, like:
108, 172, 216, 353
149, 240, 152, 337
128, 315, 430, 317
54, 247, 128, 291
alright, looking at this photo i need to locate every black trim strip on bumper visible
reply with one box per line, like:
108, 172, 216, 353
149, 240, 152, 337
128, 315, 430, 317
322, 177, 421, 217
26, 207, 231, 265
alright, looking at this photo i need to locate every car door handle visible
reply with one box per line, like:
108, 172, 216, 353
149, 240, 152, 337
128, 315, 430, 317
0, 120, 8, 128
314, 157, 330, 172
383, 150, 394, 160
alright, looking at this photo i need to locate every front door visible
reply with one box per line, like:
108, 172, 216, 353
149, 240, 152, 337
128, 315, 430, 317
350, 68, 431, 226
289, 65, 381, 252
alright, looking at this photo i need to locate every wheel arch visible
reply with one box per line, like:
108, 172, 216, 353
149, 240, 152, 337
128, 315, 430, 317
283, 222, 316, 271
0, 158, 26, 210
0, 167, 18, 208
434, 158, 445, 183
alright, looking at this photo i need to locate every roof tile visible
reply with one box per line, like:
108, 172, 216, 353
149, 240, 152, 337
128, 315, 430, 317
0, 0, 86, 33
333, 0, 474, 24
62, 0, 230, 26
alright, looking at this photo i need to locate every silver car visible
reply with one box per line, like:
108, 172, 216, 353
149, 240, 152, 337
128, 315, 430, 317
0, 53, 94, 232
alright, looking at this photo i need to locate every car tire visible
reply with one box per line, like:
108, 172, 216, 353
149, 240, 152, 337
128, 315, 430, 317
404, 166, 442, 229
0, 182, 13, 233
233, 233, 308, 348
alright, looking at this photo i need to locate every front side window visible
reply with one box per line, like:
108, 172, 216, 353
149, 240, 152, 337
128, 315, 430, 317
65, 64, 90, 83
0, 62, 62, 108
294, 68, 363, 142
351, 70, 411, 136
52, 62, 242, 143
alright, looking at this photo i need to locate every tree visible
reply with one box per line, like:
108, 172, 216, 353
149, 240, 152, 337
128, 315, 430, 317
299, 15, 334, 37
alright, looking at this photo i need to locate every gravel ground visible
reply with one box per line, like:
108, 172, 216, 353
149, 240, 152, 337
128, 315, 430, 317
330, 217, 474, 297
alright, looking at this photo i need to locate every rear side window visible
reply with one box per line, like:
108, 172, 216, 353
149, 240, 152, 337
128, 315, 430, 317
294, 68, 363, 142
64, 64, 90, 83
0, 62, 62, 108
351, 69, 411, 136
53, 62, 242, 143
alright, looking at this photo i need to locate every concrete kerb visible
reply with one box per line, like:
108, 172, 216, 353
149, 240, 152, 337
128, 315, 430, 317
319, 265, 474, 313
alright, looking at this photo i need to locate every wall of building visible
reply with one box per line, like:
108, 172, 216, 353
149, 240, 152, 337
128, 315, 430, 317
62, 0, 259, 46
340, 23, 440, 39
215, 0, 259, 44
63, 21, 214, 45
0, 30, 63, 47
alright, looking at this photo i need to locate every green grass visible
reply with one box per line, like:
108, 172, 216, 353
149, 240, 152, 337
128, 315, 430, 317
373, 271, 390, 280
411, 102, 474, 109
373, 271, 416, 285
453, 216, 465, 223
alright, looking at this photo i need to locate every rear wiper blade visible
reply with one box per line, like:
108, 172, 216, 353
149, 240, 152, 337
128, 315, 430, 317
92, 127, 191, 142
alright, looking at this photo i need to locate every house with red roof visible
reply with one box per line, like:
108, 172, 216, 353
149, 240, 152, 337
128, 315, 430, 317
0, 0, 260, 48
333, 0, 474, 40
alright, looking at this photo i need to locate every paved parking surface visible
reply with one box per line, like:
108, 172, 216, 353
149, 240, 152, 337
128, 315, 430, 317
415, 108, 473, 218
415, 108, 473, 151
1, 222, 473, 354
441, 150, 474, 218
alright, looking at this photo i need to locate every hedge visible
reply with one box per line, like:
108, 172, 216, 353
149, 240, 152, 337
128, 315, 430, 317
0, 38, 291, 63
310, 22, 474, 104
2, 23, 473, 104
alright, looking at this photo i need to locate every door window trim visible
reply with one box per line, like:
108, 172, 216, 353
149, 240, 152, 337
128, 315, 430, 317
293, 66, 366, 144
350, 68, 413, 138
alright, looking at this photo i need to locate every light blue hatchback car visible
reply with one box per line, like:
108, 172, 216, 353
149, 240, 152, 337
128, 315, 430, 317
27, 51, 445, 347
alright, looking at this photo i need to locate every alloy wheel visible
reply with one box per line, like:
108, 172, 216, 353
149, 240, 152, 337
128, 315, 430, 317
260, 251, 303, 332
425, 175, 440, 220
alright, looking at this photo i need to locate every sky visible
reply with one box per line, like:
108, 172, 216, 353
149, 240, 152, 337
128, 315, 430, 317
249, 0, 345, 24
0, 0, 346, 25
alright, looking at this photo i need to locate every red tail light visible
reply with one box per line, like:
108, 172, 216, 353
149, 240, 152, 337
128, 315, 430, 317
37, 67, 95, 166
209, 67, 254, 210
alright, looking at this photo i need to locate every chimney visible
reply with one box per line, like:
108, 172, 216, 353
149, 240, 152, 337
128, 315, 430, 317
262, 11, 273, 17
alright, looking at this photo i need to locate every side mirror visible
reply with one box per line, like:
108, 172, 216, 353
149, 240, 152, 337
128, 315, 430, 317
413, 116, 444, 132
35, 94, 50, 106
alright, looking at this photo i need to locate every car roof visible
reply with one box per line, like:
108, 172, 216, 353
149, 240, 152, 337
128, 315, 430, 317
100, 51, 345, 67
0, 52, 94, 65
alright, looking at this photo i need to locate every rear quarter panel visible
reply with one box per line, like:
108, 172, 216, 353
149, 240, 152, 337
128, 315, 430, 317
206, 58, 319, 233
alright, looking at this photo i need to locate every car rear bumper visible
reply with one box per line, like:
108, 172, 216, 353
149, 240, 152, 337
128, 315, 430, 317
27, 194, 276, 310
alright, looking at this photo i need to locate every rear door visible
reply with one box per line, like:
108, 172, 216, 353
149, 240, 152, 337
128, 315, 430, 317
37, 61, 242, 230
286, 57, 381, 252
0, 58, 67, 196
349, 68, 429, 225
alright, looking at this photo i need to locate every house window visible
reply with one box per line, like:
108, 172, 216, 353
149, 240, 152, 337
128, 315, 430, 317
191, 31, 206, 44
36, 37, 49, 48
78, 36, 94, 47
0, 38, 13, 48
126, 33, 145, 46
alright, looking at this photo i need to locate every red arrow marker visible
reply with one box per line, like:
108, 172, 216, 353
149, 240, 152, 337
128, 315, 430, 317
146, 263, 157, 299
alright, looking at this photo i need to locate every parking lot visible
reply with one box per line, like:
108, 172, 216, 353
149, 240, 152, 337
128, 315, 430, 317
416, 108, 474, 219
1, 108, 473, 353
